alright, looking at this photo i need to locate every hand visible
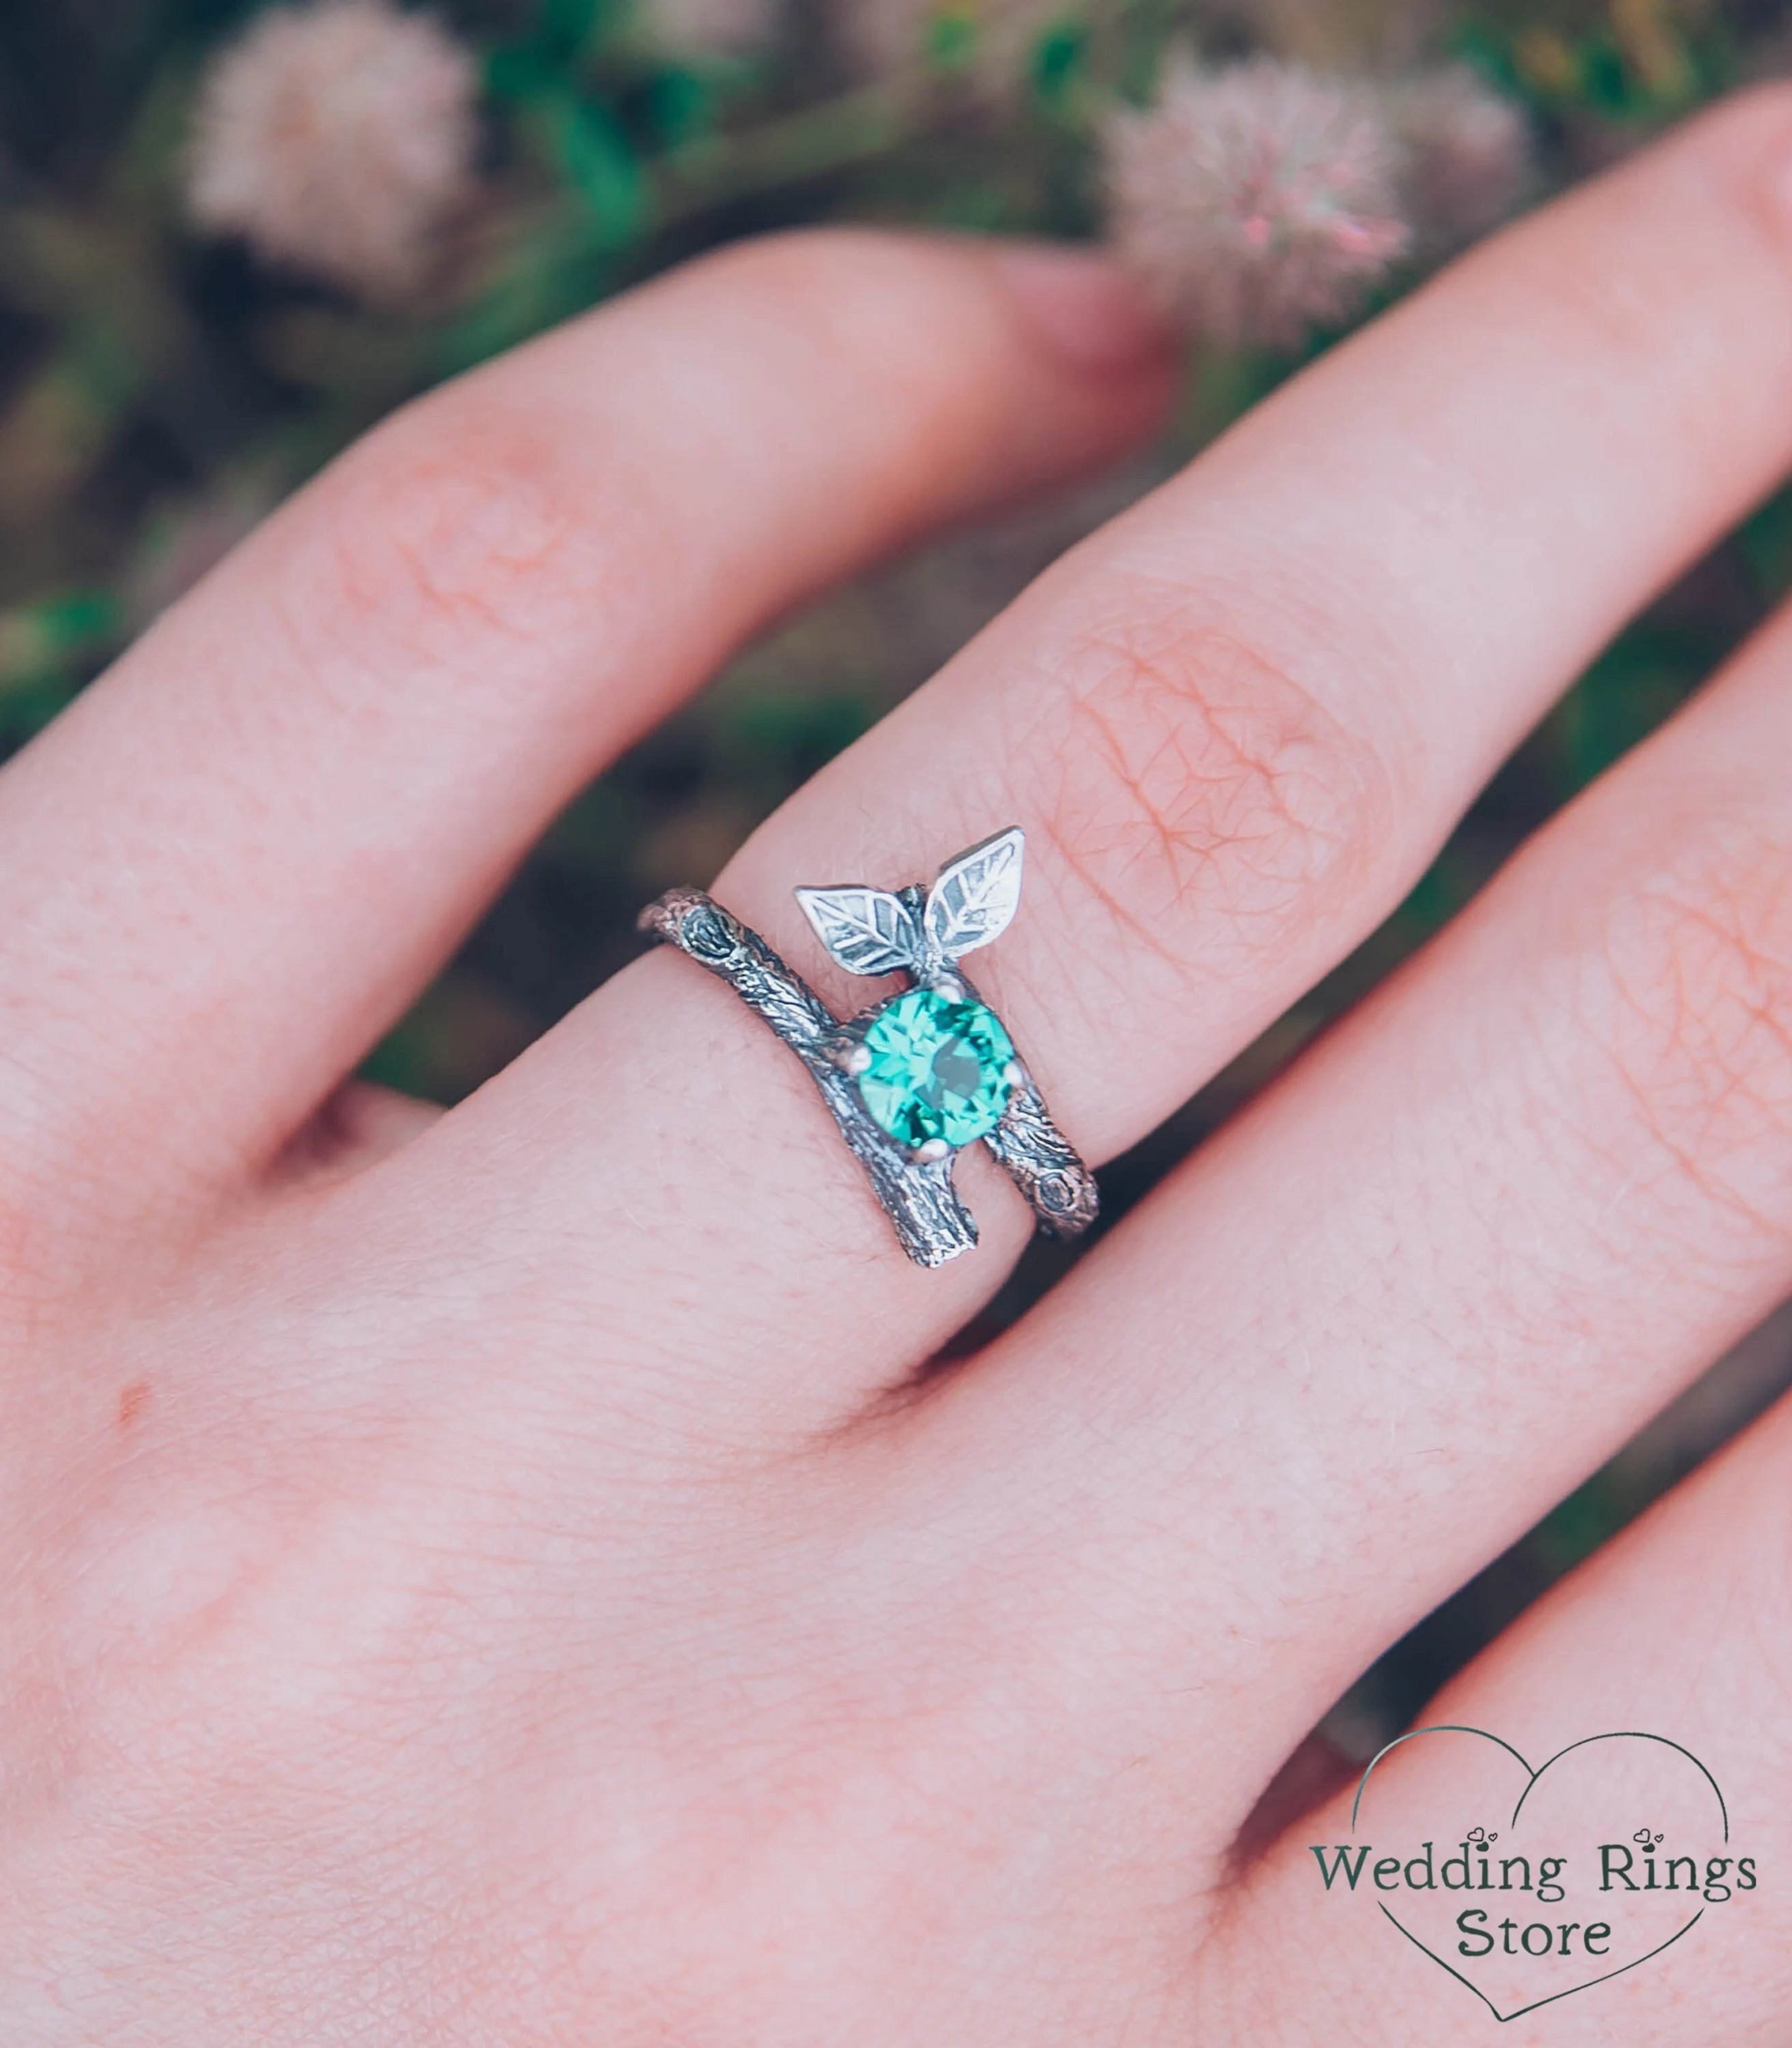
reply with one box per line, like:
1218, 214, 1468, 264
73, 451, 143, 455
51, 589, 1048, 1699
5, 85, 1792, 2048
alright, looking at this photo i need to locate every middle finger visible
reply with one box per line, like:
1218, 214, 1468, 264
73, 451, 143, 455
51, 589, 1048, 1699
348, 87, 1792, 1436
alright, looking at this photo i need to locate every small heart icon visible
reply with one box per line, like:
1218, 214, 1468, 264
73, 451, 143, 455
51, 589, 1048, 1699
1330, 1725, 1735, 2023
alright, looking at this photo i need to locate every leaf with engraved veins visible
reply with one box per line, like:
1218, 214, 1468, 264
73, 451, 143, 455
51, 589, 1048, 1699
924, 827, 1025, 962
793, 885, 922, 977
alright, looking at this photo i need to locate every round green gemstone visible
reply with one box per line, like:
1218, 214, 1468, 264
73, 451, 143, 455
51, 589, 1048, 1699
857, 988, 1016, 1150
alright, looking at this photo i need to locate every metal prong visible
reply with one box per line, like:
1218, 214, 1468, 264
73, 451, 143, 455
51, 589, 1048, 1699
1001, 1058, 1029, 1091
930, 973, 965, 1001
825, 1036, 873, 1075
912, 1137, 950, 1164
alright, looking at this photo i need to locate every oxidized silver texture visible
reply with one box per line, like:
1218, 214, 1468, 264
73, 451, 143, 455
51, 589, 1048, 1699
638, 827, 1098, 1268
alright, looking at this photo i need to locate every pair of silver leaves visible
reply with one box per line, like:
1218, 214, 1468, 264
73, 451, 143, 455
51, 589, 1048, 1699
794, 825, 1025, 978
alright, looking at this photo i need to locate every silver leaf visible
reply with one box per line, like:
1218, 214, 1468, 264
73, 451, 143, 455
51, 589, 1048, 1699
793, 885, 921, 976
924, 826, 1025, 962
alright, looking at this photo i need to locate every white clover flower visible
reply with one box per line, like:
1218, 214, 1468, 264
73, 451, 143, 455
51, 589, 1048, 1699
187, 0, 479, 305
1105, 55, 1412, 348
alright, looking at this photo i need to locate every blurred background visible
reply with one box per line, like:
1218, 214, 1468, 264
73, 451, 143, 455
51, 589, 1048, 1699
2, 0, 1790, 1753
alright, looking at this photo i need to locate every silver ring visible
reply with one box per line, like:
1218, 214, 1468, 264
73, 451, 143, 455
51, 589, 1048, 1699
638, 827, 1098, 1268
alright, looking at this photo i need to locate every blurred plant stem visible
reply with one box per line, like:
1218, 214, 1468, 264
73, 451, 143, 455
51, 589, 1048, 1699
656, 79, 921, 218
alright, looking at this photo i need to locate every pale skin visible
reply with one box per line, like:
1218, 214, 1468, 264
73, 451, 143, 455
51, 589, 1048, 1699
5, 82, 1792, 2047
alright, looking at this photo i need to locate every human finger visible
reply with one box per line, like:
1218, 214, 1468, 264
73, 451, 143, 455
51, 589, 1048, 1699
929, 586, 1792, 1808
364, 88, 1792, 1432
0, 231, 1171, 1231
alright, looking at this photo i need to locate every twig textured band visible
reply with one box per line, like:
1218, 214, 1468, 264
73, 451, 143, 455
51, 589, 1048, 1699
638, 829, 1098, 1267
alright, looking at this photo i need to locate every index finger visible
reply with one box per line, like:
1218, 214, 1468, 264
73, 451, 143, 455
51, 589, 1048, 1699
0, 230, 1172, 1235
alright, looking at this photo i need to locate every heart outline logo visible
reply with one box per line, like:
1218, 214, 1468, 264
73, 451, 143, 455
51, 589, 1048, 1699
1350, 1725, 1729, 2024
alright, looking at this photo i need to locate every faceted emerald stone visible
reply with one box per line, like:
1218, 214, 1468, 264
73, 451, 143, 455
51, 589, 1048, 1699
857, 988, 1016, 1150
